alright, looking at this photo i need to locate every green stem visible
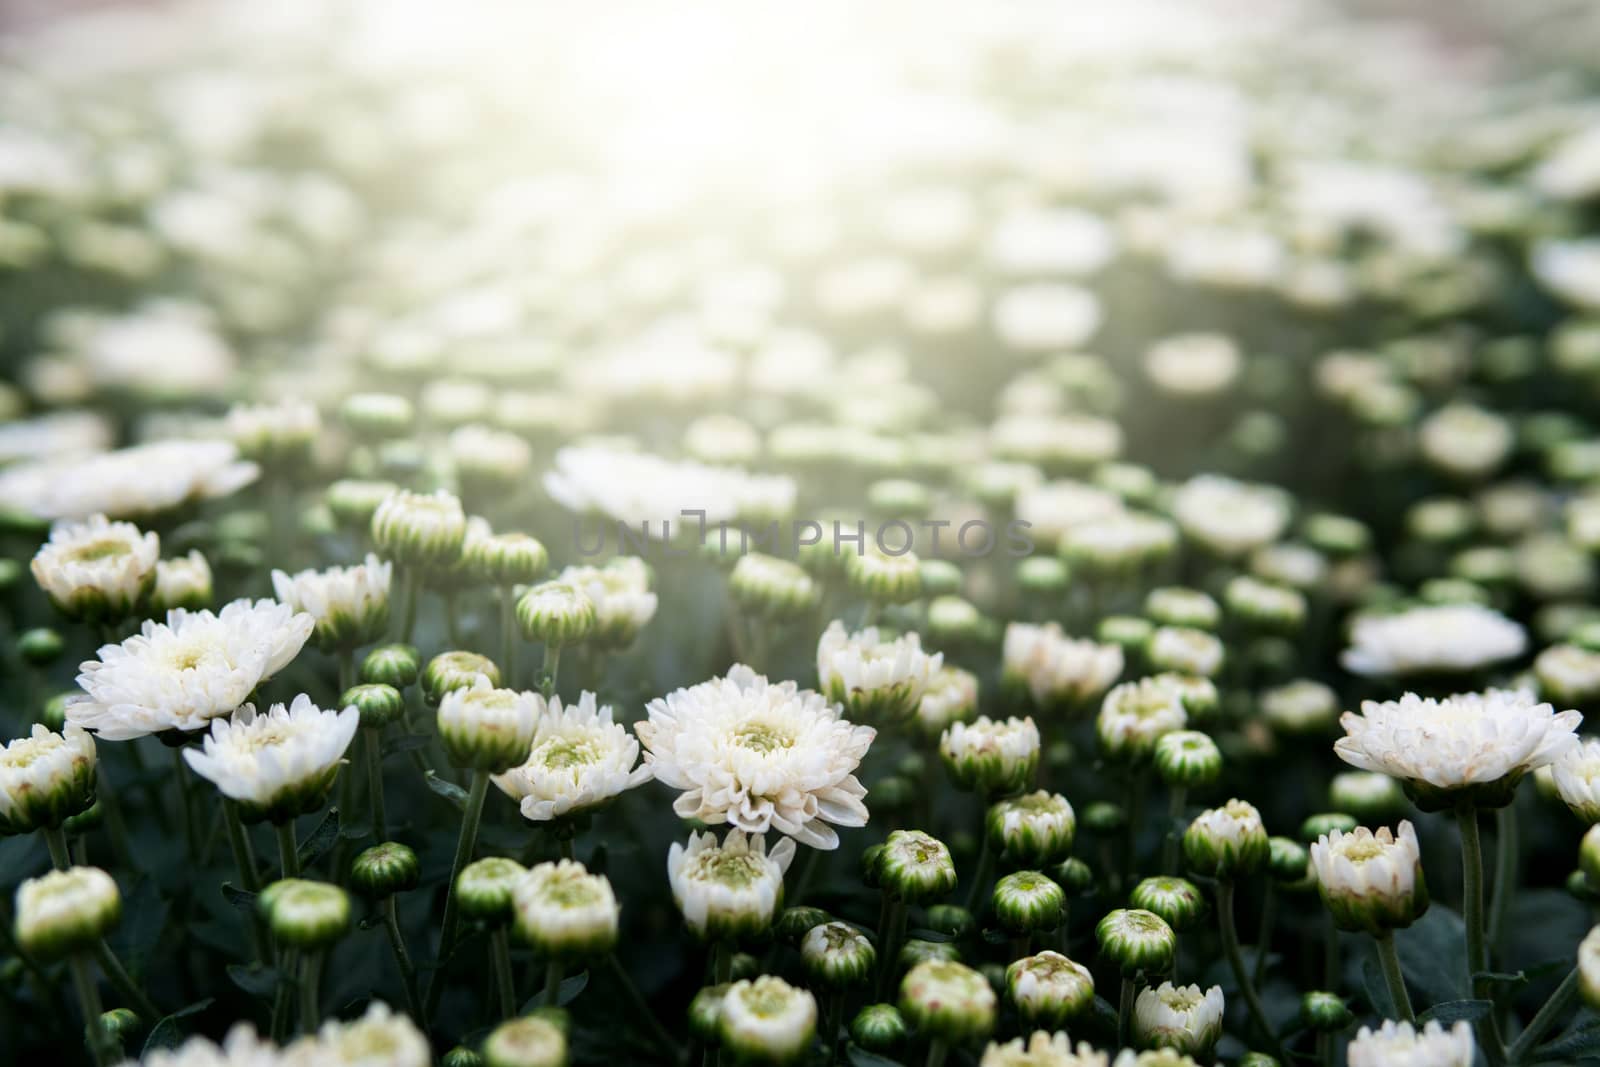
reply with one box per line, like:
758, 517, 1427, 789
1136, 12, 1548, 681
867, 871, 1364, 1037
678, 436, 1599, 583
337, 647, 355, 697
270, 948, 298, 1042
607, 954, 683, 1060
44, 825, 70, 870
298, 953, 321, 1034
1375, 931, 1414, 1022
1121, 768, 1148, 892
1488, 805, 1518, 955
94, 939, 159, 1021
540, 644, 562, 699
875, 898, 907, 999
1253, 882, 1276, 985
544, 957, 564, 1007
1218, 879, 1281, 1057
1458, 805, 1508, 1066
824, 988, 844, 1065
925, 1037, 949, 1067
276, 820, 300, 878
223, 802, 260, 891
1161, 784, 1187, 874
1323, 912, 1340, 989
365, 731, 388, 841
499, 586, 517, 688
964, 831, 994, 911
423, 770, 491, 1021
713, 940, 734, 985
445, 590, 462, 647
1506, 966, 1580, 1063
492, 927, 516, 1019
383, 895, 422, 1019
95, 764, 134, 868
397, 567, 418, 644
68, 953, 111, 1067
173, 748, 198, 859
1118, 975, 1135, 1048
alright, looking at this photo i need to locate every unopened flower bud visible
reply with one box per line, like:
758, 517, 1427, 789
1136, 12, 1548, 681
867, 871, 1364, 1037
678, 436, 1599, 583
342, 684, 404, 729
0, 723, 97, 834
901, 939, 961, 971
1311, 821, 1428, 934
940, 717, 1040, 795
1268, 838, 1311, 885
775, 906, 831, 946
260, 879, 349, 951
18, 628, 63, 666
437, 679, 537, 772
326, 479, 400, 532
1301, 812, 1358, 842
1330, 772, 1408, 823
899, 959, 996, 1045
689, 984, 730, 1043
1154, 731, 1221, 788
1183, 800, 1268, 879
513, 860, 618, 959
801, 921, 875, 989
993, 871, 1065, 934
1300, 990, 1353, 1032
1083, 802, 1128, 836
1581, 927, 1600, 1011
350, 842, 420, 899
516, 581, 597, 647
1145, 588, 1219, 630
729, 555, 820, 619
14, 866, 121, 960
422, 650, 500, 706
1016, 557, 1071, 597
443, 1046, 484, 1067
847, 543, 922, 604
1005, 950, 1094, 1028
483, 1014, 566, 1067
986, 791, 1076, 867
1129, 877, 1206, 932
468, 533, 550, 588
1096, 909, 1175, 974
1134, 982, 1224, 1058
458, 857, 528, 925
1099, 615, 1155, 654
850, 1004, 907, 1053
371, 489, 467, 569
878, 830, 957, 904
1054, 857, 1095, 895
718, 976, 817, 1066
925, 905, 974, 939
363, 643, 420, 689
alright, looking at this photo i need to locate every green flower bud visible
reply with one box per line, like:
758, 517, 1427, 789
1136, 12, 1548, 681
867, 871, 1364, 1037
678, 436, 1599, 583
1097, 679, 1187, 763
801, 921, 875, 989
898, 960, 996, 1046
986, 791, 1076, 867
1129, 877, 1206, 932
1096, 909, 1176, 974
350, 842, 421, 899
860, 844, 886, 890
1569, 869, 1599, 903
437, 680, 537, 772
1082, 802, 1128, 836
341, 393, 413, 441
18, 628, 64, 666
1053, 857, 1095, 895
1225, 576, 1307, 633
1581, 927, 1600, 1012
362, 643, 421, 689
1145, 627, 1224, 679
729, 554, 819, 619
899, 939, 961, 971
1237, 1055, 1282, 1067
1329, 772, 1408, 822
516, 581, 597, 647
1016, 557, 1071, 597
872, 776, 916, 814
468, 533, 550, 587
1301, 812, 1358, 842
878, 830, 958, 904
1267, 838, 1310, 885
372, 489, 467, 569
868, 478, 932, 519
38, 691, 72, 732
1300, 990, 1353, 1032
342, 684, 405, 729
100, 1006, 140, 1045
918, 560, 963, 599
422, 650, 501, 706
927, 596, 992, 646
458, 857, 528, 925
1183, 800, 1268, 879
483, 1014, 567, 1067
62, 800, 102, 836
260, 879, 349, 951
689, 984, 730, 1043
718, 976, 817, 1066
925, 905, 975, 939
940, 716, 1040, 795
1005, 950, 1094, 1028
512, 860, 618, 960
847, 543, 922, 604
1098, 614, 1155, 654
326, 479, 400, 532
774, 906, 832, 946
1310, 821, 1428, 935
993, 871, 1065, 934
850, 1004, 907, 1053
1153, 731, 1222, 788
14, 866, 121, 960
443, 1046, 485, 1067
1160, 674, 1219, 721
1145, 587, 1219, 630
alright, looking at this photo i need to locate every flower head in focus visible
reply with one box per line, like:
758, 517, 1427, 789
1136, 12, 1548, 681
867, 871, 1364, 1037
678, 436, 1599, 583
492, 691, 651, 822
271, 554, 392, 651
183, 695, 359, 823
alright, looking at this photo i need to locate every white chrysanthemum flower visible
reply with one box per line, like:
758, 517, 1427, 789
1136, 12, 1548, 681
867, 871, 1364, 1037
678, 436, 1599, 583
980, 1032, 1108, 1067
183, 695, 359, 823
1144, 333, 1241, 397
816, 621, 942, 726
1172, 475, 1290, 558
1534, 644, 1600, 706
1311, 820, 1428, 934
915, 666, 979, 738
545, 445, 797, 530
284, 1000, 430, 1067
492, 691, 652, 821
1146, 626, 1225, 679
1133, 982, 1225, 1057
0, 439, 258, 521
639, 664, 874, 849
0, 723, 97, 835
69, 598, 314, 741
991, 283, 1103, 352
1003, 623, 1124, 711
227, 397, 319, 465
1336, 689, 1581, 809
1097, 678, 1188, 761
450, 423, 532, 487
1553, 738, 1600, 823
557, 556, 658, 647
667, 827, 794, 940
271, 554, 392, 652
511, 859, 620, 959
1533, 126, 1600, 202
1532, 238, 1600, 310
941, 716, 1041, 794
0, 410, 111, 466
1341, 604, 1527, 678
130, 1021, 280, 1067
1346, 1019, 1474, 1067
436, 677, 541, 773
718, 975, 818, 1064
1060, 512, 1178, 572
1261, 679, 1339, 735
1014, 480, 1125, 549
1418, 404, 1513, 481
151, 550, 213, 612
31, 514, 159, 622
992, 416, 1124, 471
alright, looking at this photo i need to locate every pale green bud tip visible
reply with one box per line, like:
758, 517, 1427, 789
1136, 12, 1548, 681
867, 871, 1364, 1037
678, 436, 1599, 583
483, 1014, 567, 1067
878, 830, 958, 904
349, 842, 421, 898
100, 1007, 141, 1040
361, 643, 421, 688
801, 921, 876, 989
775, 906, 832, 946
1095, 908, 1176, 974
1154, 730, 1222, 787
1329, 771, 1408, 821
14, 866, 121, 960
442, 1046, 485, 1067
850, 1004, 908, 1053
468, 533, 550, 587
342, 683, 405, 729
986, 791, 1076, 867
1237, 1055, 1282, 1067
1300, 990, 1353, 1031
422, 650, 501, 705
1129, 877, 1206, 932
458, 857, 528, 923
718, 976, 818, 1066
898, 959, 997, 1044
516, 581, 597, 646
1082, 802, 1128, 836
260, 879, 350, 950
992, 871, 1065, 934
371, 489, 467, 569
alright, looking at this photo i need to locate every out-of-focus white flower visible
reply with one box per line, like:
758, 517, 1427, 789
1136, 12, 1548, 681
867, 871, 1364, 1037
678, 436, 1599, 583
940, 716, 1040, 794
1346, 1019, 1474, 1067
545, 445, 797, 530
640, 664, 874, 850
271, 554, 392, 651
227, 397, 320, 467
1014, 480, 1126, 549
987, 206, 1116, 277
667, 827, 794, 940
81, 304, 236, 397
1261, 679, 1339, 735
1418, 404, 1513, 481
492, 691, 651, 822
1133, 982, 1225, 1058
1553, 738, 1600, 823
183, 695, 358, 823
1146, 626, 1225, 678
1059, 512, 1178, 573
1341, 604, 1526, 677
1336, 689, 1580, 809
915, 666, 979, 739
1172, 475, 1290, 557
1002, 622, 1124, 711
1097, 678, 1188, 761
1144, 333, 1241, 397
1533, 238, 1600, 310
151, 550, 213, 612
31, 514, 159, 622
0, 439, 258, 521
1532, 126, 1600, 202
0, 723, 96, 835
0, 411, 111, 466
816, 621, 942, 726
980, 1032, 1107, 1067
992, 283, 1103, 352
69, 599, 314, 740
124, 1021, 280, 1067
1311, 821, 1428, 933
993, 416, 1124, 472
450, 423, 533, 490
284, 1000, 430, 1067
511, 859, 619, 960
557, 556, 658, 647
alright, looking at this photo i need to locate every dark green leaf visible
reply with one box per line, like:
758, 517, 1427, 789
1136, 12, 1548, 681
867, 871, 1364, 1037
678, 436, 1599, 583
1539, 1020, 1600, 1059
226, 964, 280, 999
521, 970, 589, 1012
140, 998, 214, 1054
1418, 1000, 1492, 1025
297, 808, 341, 868
425, 772, 469, 811
845, 1047, 904, 1067
220, 882, 256, 912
